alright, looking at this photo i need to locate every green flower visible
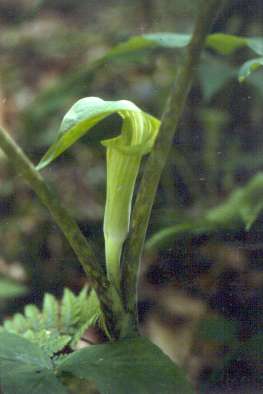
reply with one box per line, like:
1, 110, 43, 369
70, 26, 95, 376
37, 97, 160, 290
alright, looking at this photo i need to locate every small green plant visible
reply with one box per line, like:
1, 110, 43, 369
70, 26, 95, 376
0, 95, 192, 394
3, 0, 260, 393
1, 287, 100, 352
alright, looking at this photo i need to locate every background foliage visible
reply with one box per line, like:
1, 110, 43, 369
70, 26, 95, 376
0, 0, 263, 393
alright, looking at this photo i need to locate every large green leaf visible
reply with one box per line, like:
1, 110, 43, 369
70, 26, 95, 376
147, 173, 263, 250
0, 332, 67, 394
57, 336, 194, 394
2, 366, 68, 394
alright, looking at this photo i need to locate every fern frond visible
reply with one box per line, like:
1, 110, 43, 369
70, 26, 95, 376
61, 288, 81, 334
23, 329, 71, 357
52, 353, 71, 365
78, 289, 100, 326
71, 288, 101, 346
24, 304, 43, 331
42, 293, 59, 329
3, 313, 29, 334
1, 287, 102, 356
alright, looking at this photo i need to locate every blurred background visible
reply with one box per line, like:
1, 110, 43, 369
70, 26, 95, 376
0, 0, 263, 393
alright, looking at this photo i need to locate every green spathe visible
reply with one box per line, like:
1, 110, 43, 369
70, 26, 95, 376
37, 97, 160, 290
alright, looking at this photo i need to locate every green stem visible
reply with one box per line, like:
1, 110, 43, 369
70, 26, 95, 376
121, 0, 224, 323
0, 127, 119, 339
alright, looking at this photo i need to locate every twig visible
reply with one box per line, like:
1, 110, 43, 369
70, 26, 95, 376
121, 0, 225, 323
0, 126, 119, 338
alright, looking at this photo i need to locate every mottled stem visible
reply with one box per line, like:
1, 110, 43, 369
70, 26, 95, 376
121, 0, 225, 325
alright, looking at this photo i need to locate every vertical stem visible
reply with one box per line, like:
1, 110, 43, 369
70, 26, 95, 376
121, 0, 225, 324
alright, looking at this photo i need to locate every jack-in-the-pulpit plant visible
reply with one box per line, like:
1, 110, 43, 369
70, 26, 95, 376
0, 96, 194, 394
0, 98, 194, 394
37, 97, 160, 292
0, 1, 223, 393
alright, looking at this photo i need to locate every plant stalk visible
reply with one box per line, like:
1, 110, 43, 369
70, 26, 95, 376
121, 0, 225, 324
0, 126, 120, 339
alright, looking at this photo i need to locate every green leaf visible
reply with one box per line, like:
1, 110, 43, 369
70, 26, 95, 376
0, 332, 67, 394
43, 293, 59, 329
206, 34, 263, 56
142, 33, 191, 48
199, 56, 236, 100
3, 312, 29, 334
2, 287, 101, 351
23, 329, 71, 357
78, 289, 101, 326
104, 36, 157, 60
61, 288, 81, 334
24, 304, 43, 331
236, 174, 263, 229
60, 287, 101, 345
105, 33, 263, 59
72, 289, 101, 346
247, 37, 263, 56
206, 33, 247, 55
2, 368, 68, 394
22, 32, 263, 152
102, 33, 191, 63
239, 57, 263, 82
57, 336, 194, 394
146, 173, 263, 250
0, 278, 27, 298
0, 331, 51, 368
